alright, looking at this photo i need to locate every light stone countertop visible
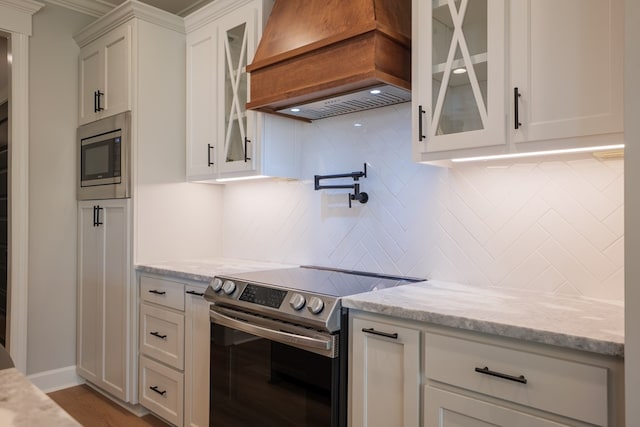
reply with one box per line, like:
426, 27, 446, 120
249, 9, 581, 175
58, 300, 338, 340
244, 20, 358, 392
135, 258, 297, 283
342, 280, 624, 357
0, 368, 80, 427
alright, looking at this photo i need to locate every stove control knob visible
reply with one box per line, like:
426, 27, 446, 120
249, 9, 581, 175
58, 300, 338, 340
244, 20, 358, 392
211, 278, 223, 292
222, 280, 236, 295
289, 293, 306, 311
307, 297, 324, 315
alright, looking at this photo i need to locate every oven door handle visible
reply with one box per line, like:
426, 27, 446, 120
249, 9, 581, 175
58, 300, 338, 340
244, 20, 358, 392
210, 308, 334, 354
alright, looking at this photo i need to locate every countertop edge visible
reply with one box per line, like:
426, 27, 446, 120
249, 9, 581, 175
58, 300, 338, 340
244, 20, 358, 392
343, 298, 624, 358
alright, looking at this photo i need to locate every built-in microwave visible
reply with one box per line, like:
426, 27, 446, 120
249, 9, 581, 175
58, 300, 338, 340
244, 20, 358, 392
77, 111, 131, 200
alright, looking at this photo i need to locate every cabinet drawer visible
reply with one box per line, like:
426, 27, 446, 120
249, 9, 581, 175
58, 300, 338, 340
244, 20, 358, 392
424, 333, 608, 426
140, 356, 184, 427
140, 303, 185, 369
140, 275, 185, 311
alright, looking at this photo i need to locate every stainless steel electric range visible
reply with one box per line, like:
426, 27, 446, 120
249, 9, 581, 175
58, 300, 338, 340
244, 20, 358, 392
204, 266, 422, 427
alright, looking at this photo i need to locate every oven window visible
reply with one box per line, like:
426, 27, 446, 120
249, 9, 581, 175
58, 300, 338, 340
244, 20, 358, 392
210, 324, 335, 427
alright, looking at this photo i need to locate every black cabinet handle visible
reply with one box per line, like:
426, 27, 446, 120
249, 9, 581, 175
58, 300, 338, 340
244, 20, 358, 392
150, 331, 167, 340
148, 290, 166, 296
362, 327, 398, 340
92, 205, 97, 227
186, 290, 205, 297
96, 90, 104, 112
244, 137, 251, 162
475, 366, 527, 384
93, 91, 98, 113
95, 205, 103, 226
418, 105, 426, 141
207, 144, 214, 167
514, 87, 522, 129
149, 386, 167, 396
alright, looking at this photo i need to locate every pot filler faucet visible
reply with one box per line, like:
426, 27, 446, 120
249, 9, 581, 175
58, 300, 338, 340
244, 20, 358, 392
314, 163, 369, 208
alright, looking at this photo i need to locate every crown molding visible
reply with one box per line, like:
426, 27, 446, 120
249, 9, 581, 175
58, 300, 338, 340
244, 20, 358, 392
73, 0, 184, 46
0, 0, 45, 35
43, 0, 114, 18
184, 0, 254, 32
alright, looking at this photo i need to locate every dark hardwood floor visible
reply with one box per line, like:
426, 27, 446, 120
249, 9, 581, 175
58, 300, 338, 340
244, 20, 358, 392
48, 385, 171, 427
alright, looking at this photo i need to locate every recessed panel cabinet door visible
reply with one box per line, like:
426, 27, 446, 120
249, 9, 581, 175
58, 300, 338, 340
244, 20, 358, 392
413, 0, 506, 154
350, 316, 420, 427
186, 25, 218, 180
102, 24, 131, 119
424, 387, 571, 427
79, 43, 102, 125
77, 200, 130, 401
510, 0, 623, 143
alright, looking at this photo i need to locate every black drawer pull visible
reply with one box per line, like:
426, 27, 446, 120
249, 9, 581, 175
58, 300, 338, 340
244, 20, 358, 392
149, 385, 167, 396
148, 290, 166, 296
186, 290, 205, 296
475, 366, 527, 384
361, 328, 398, 340
150, 331, 167, 340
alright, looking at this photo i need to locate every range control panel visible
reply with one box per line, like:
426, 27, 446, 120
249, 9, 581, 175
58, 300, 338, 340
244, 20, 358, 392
205, 276, 341, 332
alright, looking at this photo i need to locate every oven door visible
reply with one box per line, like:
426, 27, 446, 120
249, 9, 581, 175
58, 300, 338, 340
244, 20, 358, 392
209, 305, 344, 427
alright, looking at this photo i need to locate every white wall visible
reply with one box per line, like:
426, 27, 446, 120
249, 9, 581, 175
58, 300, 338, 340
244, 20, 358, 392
28, 4, 94, 375
625, 0, 640, 423
223, 104, 624, 301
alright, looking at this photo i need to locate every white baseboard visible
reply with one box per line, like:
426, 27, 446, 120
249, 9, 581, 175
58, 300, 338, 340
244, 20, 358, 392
27, 365, 85, 393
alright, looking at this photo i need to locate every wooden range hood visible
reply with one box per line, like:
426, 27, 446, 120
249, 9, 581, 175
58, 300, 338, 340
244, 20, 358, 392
246, 0, 411, 121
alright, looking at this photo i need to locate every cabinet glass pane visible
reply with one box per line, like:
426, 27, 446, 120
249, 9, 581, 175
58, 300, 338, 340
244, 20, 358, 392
432, 0, 488, 135
224, 23, 248, 164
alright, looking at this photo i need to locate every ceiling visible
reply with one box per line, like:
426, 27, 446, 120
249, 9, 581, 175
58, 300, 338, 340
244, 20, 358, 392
103, 0, 215, 16
54, 0, 216, 18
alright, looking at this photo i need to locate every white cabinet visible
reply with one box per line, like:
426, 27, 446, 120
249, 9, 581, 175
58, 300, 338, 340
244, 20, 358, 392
138, 274, 210, 427
349, 313, 420, 427
423, 332, 610, 426
77, 199, 131, 401
424, 387, 570, 427
509, 0, 623, 145
78, 23, 131, 125
412, 0, 624, 163
186, 0, 299, 182
75, 1, 191, 405
348, 311, 623, 427
412, 0, 506, 155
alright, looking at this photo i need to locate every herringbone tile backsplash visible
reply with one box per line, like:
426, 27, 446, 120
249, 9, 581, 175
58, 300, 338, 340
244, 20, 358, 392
222, 104, 624, 301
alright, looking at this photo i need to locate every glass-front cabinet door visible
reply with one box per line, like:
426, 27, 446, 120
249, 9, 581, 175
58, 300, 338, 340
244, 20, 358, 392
217, 3, 258, 175
413, 0, 506, 157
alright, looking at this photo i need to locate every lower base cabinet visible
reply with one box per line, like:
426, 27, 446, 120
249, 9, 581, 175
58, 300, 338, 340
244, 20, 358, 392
349, 315, 420, 427
138, 273, 210, 427
348, 311, 624, 427
425, 387, 570, 427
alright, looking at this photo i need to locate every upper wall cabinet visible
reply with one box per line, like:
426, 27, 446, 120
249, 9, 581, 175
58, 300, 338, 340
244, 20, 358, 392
412, 0, 506, 155
186, 0, 299, 182
412, 0, 624, 163
78, 24, 131, 126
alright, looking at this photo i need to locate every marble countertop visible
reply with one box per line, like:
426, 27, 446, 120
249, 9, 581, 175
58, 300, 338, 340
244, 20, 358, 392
135, 258, 296, 283
343, 280, 624, 357
0, 368, 80, 426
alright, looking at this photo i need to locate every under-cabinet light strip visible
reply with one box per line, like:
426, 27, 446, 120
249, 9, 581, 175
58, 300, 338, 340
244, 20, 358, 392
215, 175, 269, 182
450, 144, 625, 163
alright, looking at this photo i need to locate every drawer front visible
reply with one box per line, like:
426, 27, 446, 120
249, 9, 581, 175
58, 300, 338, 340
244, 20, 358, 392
140, 356, 184, 427
140, 303, 185, 369
424, 333, 608, 426
140, 275, 185, 311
